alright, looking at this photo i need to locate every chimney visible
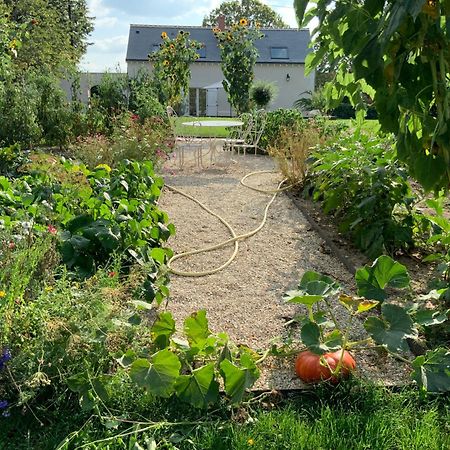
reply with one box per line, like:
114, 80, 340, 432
217, 14, 225, 31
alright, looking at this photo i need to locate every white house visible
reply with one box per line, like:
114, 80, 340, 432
126, 24, 315, 116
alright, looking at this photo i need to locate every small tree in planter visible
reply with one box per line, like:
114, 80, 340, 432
214, 19, 263, 114
149, 31, 202, 108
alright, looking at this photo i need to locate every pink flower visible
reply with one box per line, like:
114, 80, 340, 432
47, 225, 57, 235
108, 271, 116, 278
131, 114, 139, 121
8, 242, 15, 250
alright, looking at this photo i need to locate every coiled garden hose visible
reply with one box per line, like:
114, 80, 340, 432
165, 170, 290, 277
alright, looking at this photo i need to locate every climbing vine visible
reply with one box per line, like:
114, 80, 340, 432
149, 30, 202, 107
214, 19, 263, 114
295, 0, 450, 192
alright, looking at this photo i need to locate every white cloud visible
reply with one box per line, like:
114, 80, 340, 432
93, 34, 128, 52
96, 16, 119, 28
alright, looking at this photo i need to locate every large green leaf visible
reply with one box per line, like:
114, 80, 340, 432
414, 309, 449, 327
184, 310, 210, 348
284, 271, 341, 305
411, 348, 450, 393
220, 353, 259, 404
175, 363, 219, 409
356, 255, 410, 300
364, 303, 416, 353
130, 349, 181, 398
151, 312, 176, 348
301, 321, 343, 355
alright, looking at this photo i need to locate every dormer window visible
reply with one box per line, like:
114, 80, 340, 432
270, 47, 289, 59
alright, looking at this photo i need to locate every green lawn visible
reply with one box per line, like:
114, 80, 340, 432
174, 116, 237, 138
3, 381, 449, 449
336, 118, 381, 135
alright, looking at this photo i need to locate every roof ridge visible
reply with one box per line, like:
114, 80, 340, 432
129, 24, 309, 31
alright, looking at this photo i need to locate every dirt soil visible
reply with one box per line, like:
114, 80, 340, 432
159, 146, 411, 390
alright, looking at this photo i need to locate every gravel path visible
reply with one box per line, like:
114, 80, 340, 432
159, 147, 409, 389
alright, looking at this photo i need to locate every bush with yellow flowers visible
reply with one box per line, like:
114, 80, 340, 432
214, 19, 263, 114
149, 30, 202, 107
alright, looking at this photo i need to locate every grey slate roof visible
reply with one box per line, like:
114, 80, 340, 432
126, 25, 311, 64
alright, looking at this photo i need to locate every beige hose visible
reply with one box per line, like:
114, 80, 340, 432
165, 170, 289, 277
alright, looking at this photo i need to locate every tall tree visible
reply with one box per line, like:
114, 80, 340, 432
203, 0, 288, 28
4, 0, 93, 73
295, 0, 450, 192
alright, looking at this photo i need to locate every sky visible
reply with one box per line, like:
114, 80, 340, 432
79, 0, 299, 73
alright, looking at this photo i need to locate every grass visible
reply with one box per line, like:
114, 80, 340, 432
2, 381, 449, 449
174, 116, 237, 138
336, 118, 381, 135
176, 116, 382, 139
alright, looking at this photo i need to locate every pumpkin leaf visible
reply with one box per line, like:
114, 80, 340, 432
301, 322, 343, 354
285, 271, 341, 305
364, 304, 416, 353
175, 363, 219, 409
151, 312, 176, 348
413, 309, 449, 327
356, 255, 410, 300
339, 293, 379, 313
184, 310, 210, 349
220, 353, 259, 404
130, 349, 181, 398
411, 348, 450, 393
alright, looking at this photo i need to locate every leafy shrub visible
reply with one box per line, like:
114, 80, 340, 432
304, 133, 417, 258
0, 144, 29, 177
250, 80, 277, 109
0, 76, 41, 147
0, 157, 174, 291
259, 108, 304, 149
71, 113, 172, 170
129, 70, 167, 122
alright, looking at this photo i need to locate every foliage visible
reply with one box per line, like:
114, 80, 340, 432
71, 114, 172, 169
284, 255, 450, 392
0, 2, 27, 77
114, 309, 260, 409
295, 0, 450, 192
2, 382, 449, 448
0, 157, 174, 286
4, 0, 93, 73
0, 70, 82, 148
202, 0, 288, 28
0, 257, 148, 410
259, 108, 304, 149
304, 133, 417, 258
250, 80, 278, 109
420, 193, 450, 305
128, 70, 167, 122
149, 31, 202, 107
92, 72, 129, 113
0, 144, 29, 177
214, 20, 263, 114
259, 109, 346, 150
268, 120, 325, 184
0, 74, 41, 147
294, 89, 330, 116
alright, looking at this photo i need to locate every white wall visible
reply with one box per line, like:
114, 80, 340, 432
127, 60, 315, 114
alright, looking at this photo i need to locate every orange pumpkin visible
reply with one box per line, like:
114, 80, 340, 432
295, 350, 356, 383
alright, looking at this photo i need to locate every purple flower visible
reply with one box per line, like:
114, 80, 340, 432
0, 348, 11, 371
0, 400, 8, 409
